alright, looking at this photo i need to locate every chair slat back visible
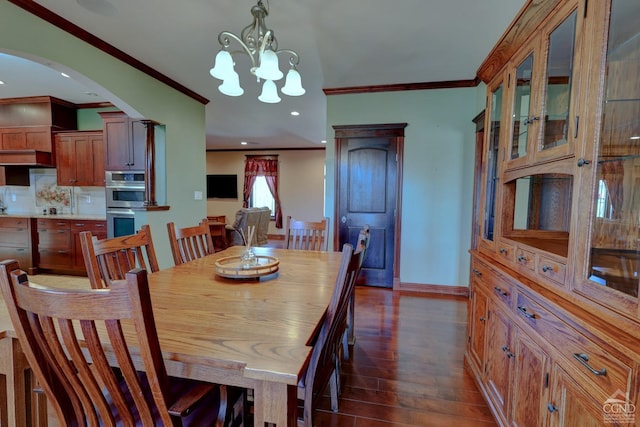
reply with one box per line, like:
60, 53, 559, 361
0, 261, 175, 427
285, 216, 329, 251
80, 224, 159, 289
167, 219, 214, 265
299, 243, 359, 426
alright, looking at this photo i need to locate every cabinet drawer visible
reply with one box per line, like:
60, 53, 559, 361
497, 241, 515, 263
471, 259, 513, 307
38, 249, 72, 269
0, 217, 29, 228
0, 227, 30, 246
38, 228, 70, 248
515, 292, 632, 399
70, 220, 107, 232
537, 255, 566, 285
37, 219, 70, 230
515, 248, 535, 271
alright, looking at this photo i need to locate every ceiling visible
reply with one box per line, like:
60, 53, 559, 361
0, 0, 526, 150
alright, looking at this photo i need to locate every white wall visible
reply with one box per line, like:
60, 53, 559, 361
326, 88, 483, 287
206, 150, 326, 236
1, 2, 207, 268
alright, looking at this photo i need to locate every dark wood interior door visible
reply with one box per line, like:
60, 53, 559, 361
334, 124, 406, 288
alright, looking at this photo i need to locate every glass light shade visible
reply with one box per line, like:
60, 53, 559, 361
258, 79, 281, 103
255, 49, 283, 81
210, 50, 235, 80
281, 68, 306, 96
218, 71, 244, 96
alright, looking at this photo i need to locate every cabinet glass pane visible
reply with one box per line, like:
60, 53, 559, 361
587, 0, 640, 298
512, 174, 572, 232
541, 11, 577, 151
511, 54, 534, 160
484, 84, 502, 241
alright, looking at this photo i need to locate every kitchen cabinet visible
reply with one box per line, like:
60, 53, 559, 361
100, 111, 146, 171
37, 218, 72, 271
55, 131, 105, 186
468, 0, 640, 424
71, 219, 106, 273
36, 218, 107, 274
0, 216, 33, 271
0, 96, 77, 167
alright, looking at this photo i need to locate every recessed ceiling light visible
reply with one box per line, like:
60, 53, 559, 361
0, 80, 5, 85
60, 72, 70, 78
290, 111, 300, 116
631, 136, 640, 140
240, 141, 248, 145
84, 91, 99, 97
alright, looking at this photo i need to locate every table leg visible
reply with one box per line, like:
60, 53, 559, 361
253, 380, 297, 426
0, 337, 29, 427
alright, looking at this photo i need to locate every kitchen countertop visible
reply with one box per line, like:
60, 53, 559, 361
0, 213, 106, 221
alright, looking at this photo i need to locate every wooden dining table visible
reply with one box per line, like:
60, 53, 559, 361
0, 245, 343, 427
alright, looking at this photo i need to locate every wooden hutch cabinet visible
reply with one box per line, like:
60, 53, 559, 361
466, 0, 640, 426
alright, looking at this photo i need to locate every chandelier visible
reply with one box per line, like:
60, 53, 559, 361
209, 0, 305, 103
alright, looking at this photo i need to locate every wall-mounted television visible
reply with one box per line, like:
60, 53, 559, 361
206, 174, 238, 199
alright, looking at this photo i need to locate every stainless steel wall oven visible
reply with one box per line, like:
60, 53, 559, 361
105, 171, 145, 237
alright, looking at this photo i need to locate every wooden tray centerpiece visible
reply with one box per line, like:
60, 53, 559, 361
214, 226, 279, 279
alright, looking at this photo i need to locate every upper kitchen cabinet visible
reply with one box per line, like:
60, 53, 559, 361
0, 96, 77, 167
572, 0, 640, 319
99, 111, 146, 171
55, 131, 105, 187
503, 0, 585, 171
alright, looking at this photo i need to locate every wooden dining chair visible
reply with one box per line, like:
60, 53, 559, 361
346, 224, 371, 354
80, 224, 160, 289
285, 216, 329, 251
297, 243, 362, 426
0, 260, 232, 427
167, 218, 215, 265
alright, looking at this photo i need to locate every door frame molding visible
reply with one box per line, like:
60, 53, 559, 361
333, 123, 406, 289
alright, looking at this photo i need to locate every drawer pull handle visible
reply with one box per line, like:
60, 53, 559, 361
541, 265, 553, 273
517, 255, 527, 263
499, 248, 507, 254
472, 268, 482, 277
494, 287, 508, 297
479, 316, 486, 322
75, 223, 86, 226
501, 345, 514, 359
547, 403, 558, 413
573, 353, 607, 376
517, 306, 536, 319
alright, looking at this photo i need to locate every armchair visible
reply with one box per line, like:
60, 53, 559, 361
226, 207, 271, 246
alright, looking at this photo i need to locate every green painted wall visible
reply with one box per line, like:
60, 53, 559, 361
0, 2, 207, 268
326, 88, 483, 287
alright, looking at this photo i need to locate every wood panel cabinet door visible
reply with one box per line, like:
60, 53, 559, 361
71, 220, 107, 272
485, 303, 512, 423
509, 328, 550, 427
469, 284, 489, 374
101, 112, 145, 171
56, 132, 105, 187
548, 366, 608, 426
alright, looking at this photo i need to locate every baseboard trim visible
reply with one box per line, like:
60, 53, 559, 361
398, 282, 469, 297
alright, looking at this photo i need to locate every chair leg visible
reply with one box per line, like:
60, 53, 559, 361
329, 370, 339, 412
342, 331, 350, 361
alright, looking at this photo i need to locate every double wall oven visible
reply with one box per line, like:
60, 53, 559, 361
105, 171, 145, 238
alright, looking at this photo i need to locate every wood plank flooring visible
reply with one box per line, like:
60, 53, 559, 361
313, 287, 497, 426
33, 274, 496, 426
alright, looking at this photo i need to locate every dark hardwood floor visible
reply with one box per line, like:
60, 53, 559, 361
313, 287, 497, 426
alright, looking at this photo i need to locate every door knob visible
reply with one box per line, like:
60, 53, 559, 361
341, 216, 347, 224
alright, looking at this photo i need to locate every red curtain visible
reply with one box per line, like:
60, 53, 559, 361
243, 157, 283, 228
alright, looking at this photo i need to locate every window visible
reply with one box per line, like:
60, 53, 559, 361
249, 176, 275, 215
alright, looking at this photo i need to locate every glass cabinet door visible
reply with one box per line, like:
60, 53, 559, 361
482, 82, 503, 247
574, 0, 640, 317
535, 7, 580, 162
508, 51, 536, 168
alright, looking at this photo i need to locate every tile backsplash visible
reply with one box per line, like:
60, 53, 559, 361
0, 169, 105, 216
